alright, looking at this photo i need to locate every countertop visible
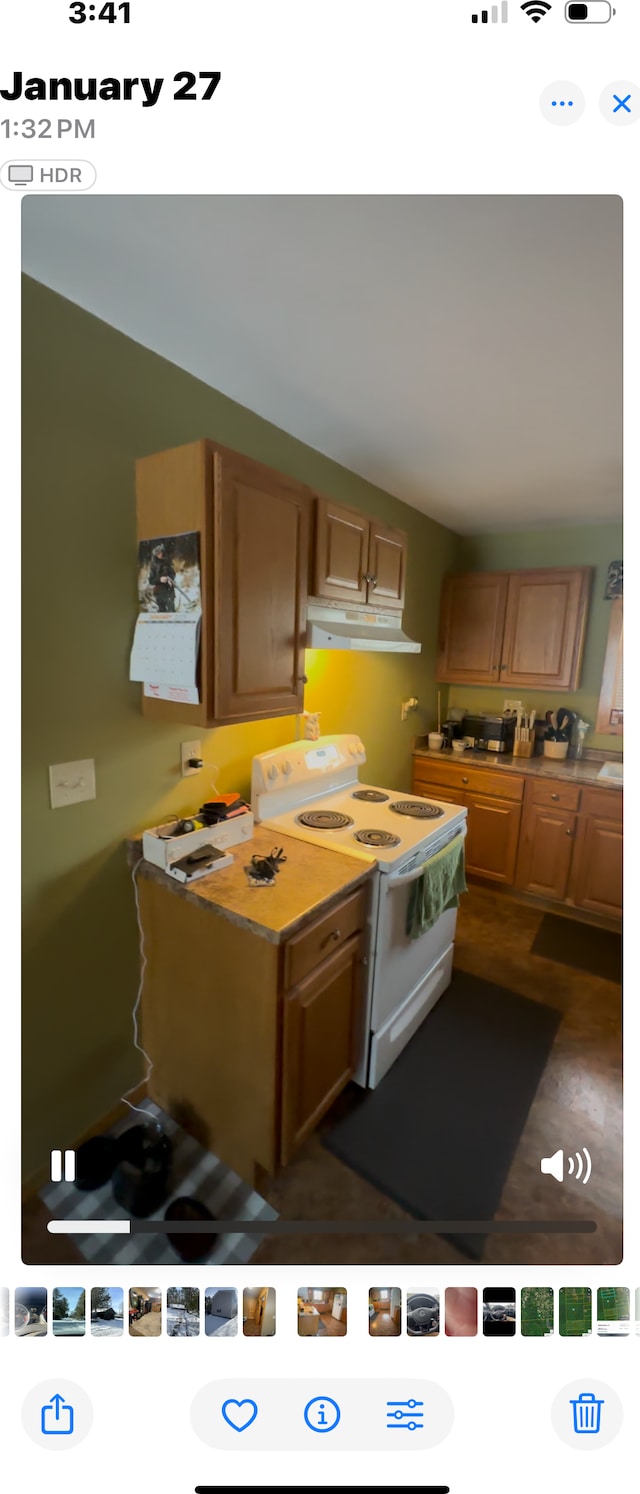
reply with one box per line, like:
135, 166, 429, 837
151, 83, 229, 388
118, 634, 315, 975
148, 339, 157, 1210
412, 747, 623, 789
128, 825, 374, 945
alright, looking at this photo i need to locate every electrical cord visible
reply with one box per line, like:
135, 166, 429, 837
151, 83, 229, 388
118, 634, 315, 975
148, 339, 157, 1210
120, 859, 155, 1118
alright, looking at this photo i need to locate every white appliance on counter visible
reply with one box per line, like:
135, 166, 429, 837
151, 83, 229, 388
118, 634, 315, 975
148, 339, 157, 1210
251, 734, 466, 1088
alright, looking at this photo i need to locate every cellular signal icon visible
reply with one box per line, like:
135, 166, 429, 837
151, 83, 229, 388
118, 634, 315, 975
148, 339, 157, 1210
472, 3, 509, 19
521, 1, 552, 20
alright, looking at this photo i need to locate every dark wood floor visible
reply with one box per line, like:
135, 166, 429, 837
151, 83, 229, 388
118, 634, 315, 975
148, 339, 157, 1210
252, 886, 622, 1267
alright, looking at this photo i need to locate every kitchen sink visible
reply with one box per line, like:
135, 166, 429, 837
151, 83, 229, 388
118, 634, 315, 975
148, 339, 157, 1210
597, 761, 623, 784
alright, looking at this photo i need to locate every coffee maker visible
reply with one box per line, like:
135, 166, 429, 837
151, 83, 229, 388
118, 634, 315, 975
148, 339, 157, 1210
441, 720, 463, 749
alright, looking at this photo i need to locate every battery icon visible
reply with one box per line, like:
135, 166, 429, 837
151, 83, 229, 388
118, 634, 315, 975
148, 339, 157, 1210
565, 2, 615, 19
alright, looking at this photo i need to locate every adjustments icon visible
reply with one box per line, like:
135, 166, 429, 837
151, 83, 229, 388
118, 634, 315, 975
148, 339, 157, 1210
540, 81, 586, 125
387, 1397, 425, 1432
304, 1395, 341, 1433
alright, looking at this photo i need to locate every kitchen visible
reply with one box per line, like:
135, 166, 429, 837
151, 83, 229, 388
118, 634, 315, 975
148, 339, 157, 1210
21, 195, 622, 1270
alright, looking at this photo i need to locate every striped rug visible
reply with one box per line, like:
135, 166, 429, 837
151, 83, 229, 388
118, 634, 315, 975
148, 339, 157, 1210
40, 1099, 277, 1268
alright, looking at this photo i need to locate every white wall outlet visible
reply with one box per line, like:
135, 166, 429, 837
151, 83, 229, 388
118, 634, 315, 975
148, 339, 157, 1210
181, 739, 202, 777
49, 759, 96, 810
503, 699, 524, 715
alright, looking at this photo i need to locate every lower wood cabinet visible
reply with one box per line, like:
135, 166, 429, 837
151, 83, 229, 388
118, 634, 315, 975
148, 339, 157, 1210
412, 758, 622, 924
569, 801, 623, 919
281, 935, 364, 1164
464, 793, 522, 885
137, 867, 369, 1188
516, 804, 577, 901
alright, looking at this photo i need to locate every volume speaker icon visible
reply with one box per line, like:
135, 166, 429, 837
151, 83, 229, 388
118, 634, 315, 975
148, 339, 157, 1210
521, 1, 552, 19
540, 1147, 592, 1184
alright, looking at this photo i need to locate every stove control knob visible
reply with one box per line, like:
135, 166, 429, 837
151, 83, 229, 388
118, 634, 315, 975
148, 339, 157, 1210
282, 760, 292, 775
355, 741, 364, 755
267, 765, 279, 781
349, 744, 357, 756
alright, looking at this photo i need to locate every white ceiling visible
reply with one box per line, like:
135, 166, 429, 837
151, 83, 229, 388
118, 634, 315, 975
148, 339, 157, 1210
22, 195, 622, 534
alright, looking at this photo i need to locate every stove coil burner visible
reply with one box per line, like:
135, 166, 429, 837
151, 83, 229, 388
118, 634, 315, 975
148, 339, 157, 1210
354, 828, 401, 848
296, 810, 354, 831
351, 789, 389, 803
389, 800, 445, 819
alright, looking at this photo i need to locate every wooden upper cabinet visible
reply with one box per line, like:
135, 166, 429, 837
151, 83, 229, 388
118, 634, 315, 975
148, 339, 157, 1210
314, 498, 369, 604
313, 498, 407, 611
436, 566, 592, 691
366, 518, 406, 611
136, 439, 311, 726
214, 449, 310, 723
436, 573, 508, 684
500, 568, 591, 689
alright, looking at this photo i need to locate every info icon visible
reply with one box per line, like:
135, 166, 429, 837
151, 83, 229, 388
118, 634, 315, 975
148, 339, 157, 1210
540, 81, 586, 125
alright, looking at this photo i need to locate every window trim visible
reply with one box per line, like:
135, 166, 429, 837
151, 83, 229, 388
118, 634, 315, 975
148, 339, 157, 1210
596, 597, 623, 736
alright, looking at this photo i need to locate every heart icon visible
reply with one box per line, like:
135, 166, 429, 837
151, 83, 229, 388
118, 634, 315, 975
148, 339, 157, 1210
221, 1398, 258, 1433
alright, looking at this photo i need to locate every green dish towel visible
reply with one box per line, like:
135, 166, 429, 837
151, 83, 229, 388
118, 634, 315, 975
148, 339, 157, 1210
405, 833, 467, 940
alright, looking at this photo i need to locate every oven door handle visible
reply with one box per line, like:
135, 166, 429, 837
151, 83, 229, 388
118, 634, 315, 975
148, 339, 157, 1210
388, 827, 467, 888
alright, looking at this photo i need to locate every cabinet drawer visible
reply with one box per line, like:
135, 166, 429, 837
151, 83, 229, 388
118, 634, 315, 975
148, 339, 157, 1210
413, 758, 523, 803
579, 786, 623, 823
530, 779, 581, 812
283, 887, 367, 989
412, 776, 464, 806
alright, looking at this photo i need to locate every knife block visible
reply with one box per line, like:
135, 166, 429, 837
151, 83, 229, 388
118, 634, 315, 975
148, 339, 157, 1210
513, 735, 534, 758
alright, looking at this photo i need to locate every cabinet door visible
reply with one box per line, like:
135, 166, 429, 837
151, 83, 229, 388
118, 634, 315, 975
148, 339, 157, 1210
281, 936, 364, 1163
214, 450, 311, 723
436, 573, 508, 684
570, 815, 623, 920
500, 567, 591, 690
515, 803, 577, 901
464, 793, 522, 885
366, 519, 407, 611
314, 497, 369, 604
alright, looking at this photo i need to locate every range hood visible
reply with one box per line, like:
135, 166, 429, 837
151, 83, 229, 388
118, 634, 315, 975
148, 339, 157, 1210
306, 600, 421, 653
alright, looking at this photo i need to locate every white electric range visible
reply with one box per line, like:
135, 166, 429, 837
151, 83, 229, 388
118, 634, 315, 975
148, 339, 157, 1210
251, 734, 467, 1087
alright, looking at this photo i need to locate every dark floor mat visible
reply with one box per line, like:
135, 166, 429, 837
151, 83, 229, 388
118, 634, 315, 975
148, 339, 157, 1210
323, 970, 561, 1260
531, 913, 622, 983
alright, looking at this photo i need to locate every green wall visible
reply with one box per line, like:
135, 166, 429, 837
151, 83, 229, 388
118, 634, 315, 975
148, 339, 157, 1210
448, 527, 623, 750
22, 275, 459, 1177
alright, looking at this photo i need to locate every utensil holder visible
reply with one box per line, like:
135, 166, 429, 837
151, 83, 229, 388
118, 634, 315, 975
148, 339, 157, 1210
513, 735, 534, 758
543, 739, 569, 760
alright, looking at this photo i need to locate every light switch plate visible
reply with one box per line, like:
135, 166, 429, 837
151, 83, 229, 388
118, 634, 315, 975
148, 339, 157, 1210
49, 759, 96, 809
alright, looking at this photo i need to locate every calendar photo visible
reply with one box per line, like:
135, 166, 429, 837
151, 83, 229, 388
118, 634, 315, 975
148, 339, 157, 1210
137, 530, 201, 615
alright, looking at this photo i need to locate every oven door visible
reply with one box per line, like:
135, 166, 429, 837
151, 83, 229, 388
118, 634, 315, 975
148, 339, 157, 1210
370, 825, 466, 1033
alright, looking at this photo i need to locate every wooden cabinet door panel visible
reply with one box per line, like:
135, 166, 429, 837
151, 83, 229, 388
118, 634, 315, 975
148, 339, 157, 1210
314, 498, 369, 604
464, 793, 521, 884
214, 451, 311, 723
366, 520, 406, 610
500, 568, 591, 689
281, 936, 363, 1163
515, 803, 577, 901
570, 815, 623, 919
436, 573, 508, 684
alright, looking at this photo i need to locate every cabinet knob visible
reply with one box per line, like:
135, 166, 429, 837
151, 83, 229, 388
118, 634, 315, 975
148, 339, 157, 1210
566, 828, 574, 837
331, 929, 341, 941
500, 663, 507, 670
371, 577, 378, 589
551, 793, 560, 801
462, 776, 469, 785
301, 674, 308, 685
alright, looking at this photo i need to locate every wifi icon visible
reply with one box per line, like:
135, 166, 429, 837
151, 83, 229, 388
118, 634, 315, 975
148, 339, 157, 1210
540, 1147, 592, 1184
521, 0, 552, 19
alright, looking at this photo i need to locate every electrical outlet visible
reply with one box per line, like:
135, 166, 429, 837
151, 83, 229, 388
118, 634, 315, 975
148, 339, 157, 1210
503, 699, 524, 715
181, 739, 202, 777
49, 759, 96, 809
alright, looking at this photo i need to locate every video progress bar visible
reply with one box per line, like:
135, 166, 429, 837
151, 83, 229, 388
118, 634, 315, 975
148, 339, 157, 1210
48, 1218, 596, 1236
